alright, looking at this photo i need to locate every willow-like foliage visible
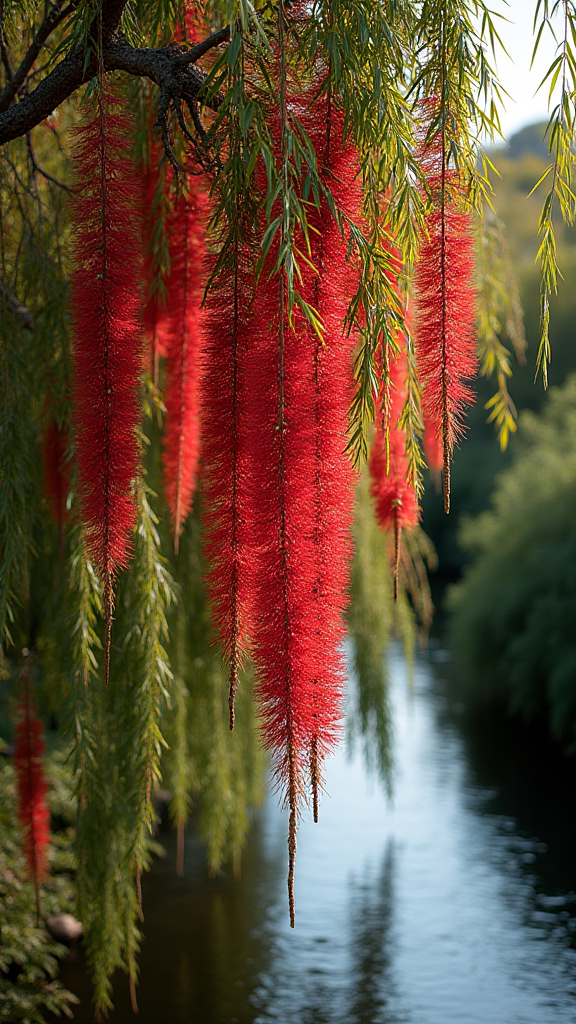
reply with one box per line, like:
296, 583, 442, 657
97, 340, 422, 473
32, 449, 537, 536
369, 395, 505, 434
530, 0, 576, 386
348, 475, 412, 797
475, 211, 527, 449
3, 0, 576, 1015
167, 511, 265, 878
349, 473, 437, 794
71, 485, 175, 1018
0, 310, 38, 647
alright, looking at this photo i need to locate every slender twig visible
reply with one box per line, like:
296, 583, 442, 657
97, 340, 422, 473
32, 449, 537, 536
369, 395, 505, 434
26, 136, 75, 193
0, 1, 76, 114
173, 26, 231, 66
0, 280, 33, 330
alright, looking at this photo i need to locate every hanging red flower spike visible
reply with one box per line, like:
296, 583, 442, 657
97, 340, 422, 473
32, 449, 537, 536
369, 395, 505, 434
161, 182, 208, 551
413, 105, 477, 513
244, 248, 319, 927
298, 91, 361, 822
71, 85, 144, 677
14, 680, 50, 919
370, 334, 420, 597
201, 240, 255, 729
244, 80, 361, 925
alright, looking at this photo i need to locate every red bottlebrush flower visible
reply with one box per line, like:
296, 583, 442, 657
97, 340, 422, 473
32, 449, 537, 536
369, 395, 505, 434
413, 106, 477, 513
299, 94, 361, 822
414, 205, 477, 511
370, 344, 419, 534
161, 183, 208, 551
201, 241, 255, 728
71, 86, 144, 676
184, 0, 205, 41
14, 684, 50, 917
243, 87, 361, 924
370, 335, 420, 598
244, 258, 320, 928
42, 417, 70, 539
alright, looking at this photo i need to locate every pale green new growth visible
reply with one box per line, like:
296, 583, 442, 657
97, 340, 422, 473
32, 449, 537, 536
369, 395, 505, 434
530, 0, 576, 386
475, 210, 526, 449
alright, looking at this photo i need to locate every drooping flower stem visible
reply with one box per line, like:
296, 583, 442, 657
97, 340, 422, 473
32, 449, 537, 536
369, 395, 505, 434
14, 673, 50, 924
71, 84, 143, 679
414, 94, 477, 515
162, 183, 207, 553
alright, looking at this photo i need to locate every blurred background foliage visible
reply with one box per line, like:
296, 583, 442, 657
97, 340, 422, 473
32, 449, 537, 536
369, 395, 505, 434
448, 374, 576, 746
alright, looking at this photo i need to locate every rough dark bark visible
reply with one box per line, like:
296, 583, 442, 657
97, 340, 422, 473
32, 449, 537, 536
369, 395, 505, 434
0, 0, 224, 148
0, 40, 219, 147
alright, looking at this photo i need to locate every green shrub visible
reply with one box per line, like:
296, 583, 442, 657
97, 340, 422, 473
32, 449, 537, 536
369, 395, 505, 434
448, 375, 576, 745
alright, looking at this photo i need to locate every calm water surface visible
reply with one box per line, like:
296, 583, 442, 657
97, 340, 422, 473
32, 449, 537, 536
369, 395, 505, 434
59, 649, 576, 1023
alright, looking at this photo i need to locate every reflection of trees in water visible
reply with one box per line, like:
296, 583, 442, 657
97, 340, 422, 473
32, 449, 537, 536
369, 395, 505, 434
298, 977, 340, 1024
347, 478, 405, 797
433, 686, 576, 953
347, 842, 410, 1024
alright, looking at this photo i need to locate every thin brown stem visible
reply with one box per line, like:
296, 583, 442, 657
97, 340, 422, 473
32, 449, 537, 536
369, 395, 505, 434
228, 243, 242, 731
278, 0, 298, 928
288, 744, 297, 928
135, 863, 143, 915
393, 508, 401, 602
310, 737, 319, 824
439, 17, 451, 515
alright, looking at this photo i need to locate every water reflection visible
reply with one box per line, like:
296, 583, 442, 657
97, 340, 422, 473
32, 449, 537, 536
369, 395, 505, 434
55, 651, 576, 1024
347, 843, 409, 1024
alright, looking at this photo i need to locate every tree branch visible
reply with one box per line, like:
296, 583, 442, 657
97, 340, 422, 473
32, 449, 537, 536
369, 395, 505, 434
0, 281, 34, 331
0, 2, 77, 115
174, 26, 231, 66
0, 39, 219, 148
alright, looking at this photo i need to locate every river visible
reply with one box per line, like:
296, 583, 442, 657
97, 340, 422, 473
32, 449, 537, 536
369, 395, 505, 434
58, 646, 576, 1023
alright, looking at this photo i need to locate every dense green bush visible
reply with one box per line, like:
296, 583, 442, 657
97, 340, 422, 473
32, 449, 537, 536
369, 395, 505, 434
448, 376, 576, 745
0, 749, 78, 1023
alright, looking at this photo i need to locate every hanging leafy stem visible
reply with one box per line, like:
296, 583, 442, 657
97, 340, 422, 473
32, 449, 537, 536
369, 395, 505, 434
530, 0, 576, 386
475, 211, 527, 449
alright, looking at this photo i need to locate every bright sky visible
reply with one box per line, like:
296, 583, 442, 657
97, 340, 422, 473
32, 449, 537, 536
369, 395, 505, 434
489, 0, 562, 140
